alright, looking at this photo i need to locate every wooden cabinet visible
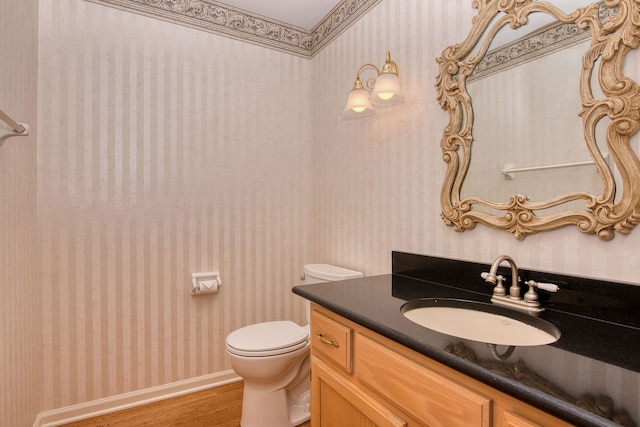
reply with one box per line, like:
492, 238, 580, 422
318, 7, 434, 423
310, 304, 575, 427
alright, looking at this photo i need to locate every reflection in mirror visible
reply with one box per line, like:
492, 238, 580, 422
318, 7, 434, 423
467, 5, 611, 215
436, 0, 640, 240
464, 39, 605, 214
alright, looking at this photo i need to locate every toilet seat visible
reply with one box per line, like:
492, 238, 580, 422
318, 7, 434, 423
226, 320, 309, 357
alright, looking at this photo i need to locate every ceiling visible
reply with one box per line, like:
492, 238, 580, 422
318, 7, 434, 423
219, 0, 343, 30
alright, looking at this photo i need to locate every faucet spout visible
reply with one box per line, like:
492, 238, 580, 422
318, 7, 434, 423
486, 255, 519, 291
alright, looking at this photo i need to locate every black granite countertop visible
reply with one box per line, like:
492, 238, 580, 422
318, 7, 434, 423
292, 252, 640, 427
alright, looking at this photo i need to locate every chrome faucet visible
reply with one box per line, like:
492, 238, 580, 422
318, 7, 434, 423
483, 255, 558, 314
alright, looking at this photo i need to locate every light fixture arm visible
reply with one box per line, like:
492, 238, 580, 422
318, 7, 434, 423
380, 51, 400, 76
354, 63, 381, 91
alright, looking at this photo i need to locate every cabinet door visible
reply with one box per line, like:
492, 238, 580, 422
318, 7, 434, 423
311, 356, 407, 427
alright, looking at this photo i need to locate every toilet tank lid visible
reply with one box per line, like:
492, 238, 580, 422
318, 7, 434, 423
303, 264, 363, 281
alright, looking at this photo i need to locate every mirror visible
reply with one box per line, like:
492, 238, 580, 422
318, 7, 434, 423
436, 0, 640, 240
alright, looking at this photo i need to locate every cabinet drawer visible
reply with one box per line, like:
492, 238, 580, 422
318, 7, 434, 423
356, 333, 491, 427
311, 309, 353, 373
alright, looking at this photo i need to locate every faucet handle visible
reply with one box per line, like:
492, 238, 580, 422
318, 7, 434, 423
526, 280, 559, 293
482, 272, 507, 296
538, 282, 559, 292
523, 280, 559, 306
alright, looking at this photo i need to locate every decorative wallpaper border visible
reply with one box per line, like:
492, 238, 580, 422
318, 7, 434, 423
84, 0, 382, 58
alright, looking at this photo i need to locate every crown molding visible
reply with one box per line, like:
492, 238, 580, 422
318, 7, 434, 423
85, 0, 382, 58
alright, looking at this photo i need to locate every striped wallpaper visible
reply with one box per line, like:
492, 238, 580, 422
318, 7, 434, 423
0, 1, 40, 426
37, 0, 313, 413
1, 0, 640, 425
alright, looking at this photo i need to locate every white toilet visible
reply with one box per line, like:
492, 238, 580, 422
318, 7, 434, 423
225, 264, 363, 427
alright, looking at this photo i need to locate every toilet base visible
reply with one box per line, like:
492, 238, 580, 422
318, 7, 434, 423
288, 404, 311, 426
240, 384, 310, 427
288, 389, 311, 426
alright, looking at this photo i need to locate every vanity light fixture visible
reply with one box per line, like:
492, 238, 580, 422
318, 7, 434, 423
343, 51, 404, 118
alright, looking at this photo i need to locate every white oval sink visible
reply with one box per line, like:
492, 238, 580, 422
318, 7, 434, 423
401, 298, 560, 346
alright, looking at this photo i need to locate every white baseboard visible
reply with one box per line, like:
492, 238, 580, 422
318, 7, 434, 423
33, 370, 241, 427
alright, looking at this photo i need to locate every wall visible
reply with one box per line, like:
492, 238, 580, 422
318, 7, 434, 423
37, 0, 312, 412
311, 0, 640, 284
0, 1, 40, 426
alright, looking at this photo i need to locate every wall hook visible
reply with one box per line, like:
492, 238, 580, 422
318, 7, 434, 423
0, 109, 30, 146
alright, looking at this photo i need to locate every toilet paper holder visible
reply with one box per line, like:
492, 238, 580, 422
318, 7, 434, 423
191, 271, 222, 296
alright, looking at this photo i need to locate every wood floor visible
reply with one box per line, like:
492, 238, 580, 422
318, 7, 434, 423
60, 381, 311, 427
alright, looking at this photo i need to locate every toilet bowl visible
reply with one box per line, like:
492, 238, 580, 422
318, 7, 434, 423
226, 321, 311, 427
226, 264, 363, 427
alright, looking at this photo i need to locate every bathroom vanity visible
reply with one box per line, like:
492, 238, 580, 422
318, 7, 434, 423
310, 304, 574, 426
293, 252, 640, 427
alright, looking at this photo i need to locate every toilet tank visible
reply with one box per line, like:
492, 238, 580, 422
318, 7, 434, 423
302, 264, 364, 284
300, 264, 363, 324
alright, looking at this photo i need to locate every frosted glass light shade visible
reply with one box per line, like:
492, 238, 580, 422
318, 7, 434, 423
370, 73, 404, 107
343, 88, 375, 118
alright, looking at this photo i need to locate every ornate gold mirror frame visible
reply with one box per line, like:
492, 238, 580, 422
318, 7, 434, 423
436, 0, 640, 240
